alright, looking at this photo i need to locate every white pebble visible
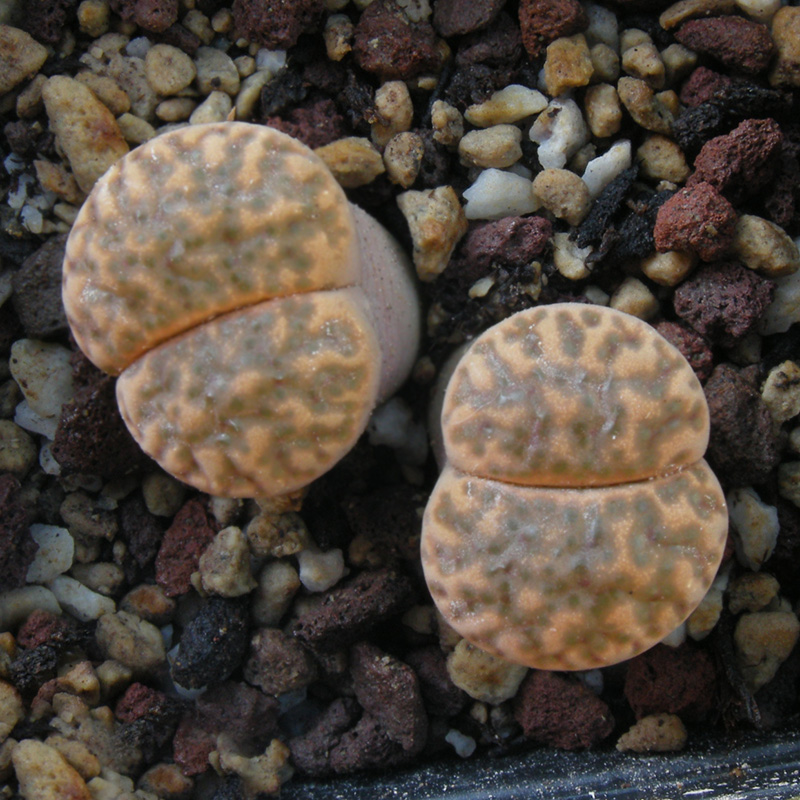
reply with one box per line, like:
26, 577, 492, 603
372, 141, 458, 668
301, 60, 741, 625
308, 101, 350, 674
368, 396, 427, 466
581, 139, 632, 198
463, 169, 539, 220
584, 2, 619, 49
727, 486, 779, 571
125, 36, 152, 58
14, 399, 58, 440
0, 585, 61, 631
445, 729, 477, 758
734, 0, 782, 21
297, 548, 347, 593
48, 574, 116, 621
9, 339, 75, 419
760, 264, 800, 335
39, 442, 62, 475
26, 524, 74, 584
255, 49, 286, 73
530, 98, 589, 170
660, 622, 687, 647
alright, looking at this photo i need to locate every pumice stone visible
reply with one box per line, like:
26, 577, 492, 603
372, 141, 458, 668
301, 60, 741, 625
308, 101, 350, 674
62, 122, 420, 498
421, 302, 728, 671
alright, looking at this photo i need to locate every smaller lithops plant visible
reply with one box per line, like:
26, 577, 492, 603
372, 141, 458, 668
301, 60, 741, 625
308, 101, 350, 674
62, 122, 420, 498
421, 303, 728, 671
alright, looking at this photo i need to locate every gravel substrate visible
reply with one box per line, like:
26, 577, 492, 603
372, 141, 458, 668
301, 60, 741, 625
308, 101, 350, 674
1, 0, 800, 797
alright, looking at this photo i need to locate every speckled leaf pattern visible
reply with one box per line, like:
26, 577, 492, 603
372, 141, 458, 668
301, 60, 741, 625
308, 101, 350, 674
63, 122, 359, 375
116, 289, 380, 498
423, 461, 727, 670
424, 303, 728, 671
443, 303, 709, 486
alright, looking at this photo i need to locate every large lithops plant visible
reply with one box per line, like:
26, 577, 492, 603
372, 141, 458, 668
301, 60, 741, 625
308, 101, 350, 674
62, 122, 420, 498
422, 303, 728, 671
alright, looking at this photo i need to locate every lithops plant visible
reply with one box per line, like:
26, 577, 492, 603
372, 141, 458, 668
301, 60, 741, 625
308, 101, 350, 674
62, 122, 420, 497
422, 303, 728, 671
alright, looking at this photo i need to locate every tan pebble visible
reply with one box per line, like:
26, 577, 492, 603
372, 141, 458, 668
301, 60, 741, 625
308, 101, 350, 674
77, 0, 110, 37
732, 214, 800, 278
620, 28, 652, 51
0, 680, 23, 741
657, 89, 680, 116
762, 360, 800, 424
115, 111, 156, 143
458, 124, 522, 169
120, 583, 175, 625
553, 231, 592, 280
728, 572, 780, 615
12, 739, 92, 800
640, 249, 695, 286
544, 34, 593, 97
142, 472, 185, 517
617, 76, 674, 135
735, 610, 800, 691
532, 168, 591, 226
104, 54, 159, 121
0, 25, 49, 95
636, 134, 689, 183
661, 43, 698, 86
74, 72, 131, 115
199, 526, 257, 597
235, 70, 272, 120
70, 562, 125, 596
584, 83, 622, 138
590, 43, 620, 83
464, 85, 547, 127
156, 96, 196, 122
384, 131, 425, 188
779, 462, 800, 508
16, 73, 47, 118
246, 511, 309, 559
194, 46, 239, 95
660, 0, 737, 29
622, 43, 665, 89
324, 13, 353, 61
211, 7, 234, 33
610, 276, 659, 319
446, 639, 528, 704
431, 99, 463, 147
0, 421, 37, 479
95, 660, 132, 699
686, 579, 724, 640
214, 738, 293, 797
145, 43, 197, 96
617, 713, 687, 753
314, 136, 386, 188
138, 763, 194, 799
234, 54, 256, 78
43, 736, 100, 781
34, 160, 85, 205
252, 560, 301, 627
94, 610, 166, 675
371, 80, 414, 147
57, 661, 101, 706
183, 8, 215, 44
397, 185, 467, 282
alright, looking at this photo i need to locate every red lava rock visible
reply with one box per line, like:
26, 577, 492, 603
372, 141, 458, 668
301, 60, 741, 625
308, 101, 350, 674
155, 499, 218, 598
455, 12, 524, 68
353, 0, 445, 80
289, 698, 361, 777
293, 568, 417, 652
0, 473, 35, 592
653, 181, 738, 262
115, 682, 173, 723
350, 642, 428, 755
119, 493, 166, 571
329, 714, 408, 774
433, 0, 505, 37
624, 644, 717, 722
152, 22, 201, 56
672, 261, 775, 347
464, 216, 553, 273
21, 0, 76, 44
244, 628, 318, 696
232, 0, 324, 49
653, 321, 714, 382
764, 145, 800, 234
52, 356, 149, 479
675, 16, 775, 75
17, 609, 77, 650
404, 646, 468, 717
513, 670, 615, 750
109, 0, 179, 33
518, 0, 587, 58
704, 363, 781, 486
689, 118, 783, 204
265, 99, 346, 150
12, 234, 69, 339
679, 66, 733, 107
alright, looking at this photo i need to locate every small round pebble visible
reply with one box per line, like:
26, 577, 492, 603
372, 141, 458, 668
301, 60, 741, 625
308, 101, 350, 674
297, 548, 347, 593
458, 125, 522, 169
198, 526, 257, 598
532, 168, 591, 226
95, 610, 166, 674
144, 43, 196, 96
